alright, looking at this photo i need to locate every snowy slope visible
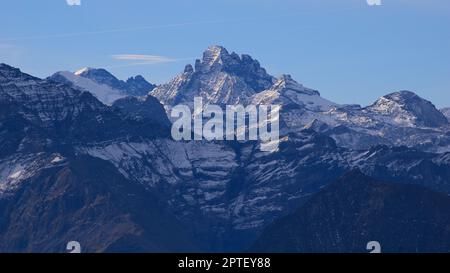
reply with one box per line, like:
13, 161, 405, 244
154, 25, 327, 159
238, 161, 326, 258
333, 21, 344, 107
365, 91, 448, 128
0, 153, 66, 196
53, 71, 126, 105
50, 68, 156, 105
442, 107, 450, 121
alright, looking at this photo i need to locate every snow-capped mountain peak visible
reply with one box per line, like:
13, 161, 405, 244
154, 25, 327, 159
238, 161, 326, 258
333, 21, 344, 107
74, 67, 122, 87
366, 90, 448, 128
152, 45, 276, 106
195, 45, 232, 73
193, 45, 276, 91
49, 67, 156, 105
75, 67, 156, 96
51, 71, 126, 105
74, 67, 91, 76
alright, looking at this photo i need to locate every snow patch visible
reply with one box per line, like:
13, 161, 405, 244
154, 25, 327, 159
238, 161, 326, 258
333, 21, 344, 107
56, 71, 126, 105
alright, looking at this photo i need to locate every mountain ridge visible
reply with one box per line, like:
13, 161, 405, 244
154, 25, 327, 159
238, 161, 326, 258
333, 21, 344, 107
0, 155, 198, 252
49, 67, 156, 105
150, 46, 450, 152
251, 170, 450, 253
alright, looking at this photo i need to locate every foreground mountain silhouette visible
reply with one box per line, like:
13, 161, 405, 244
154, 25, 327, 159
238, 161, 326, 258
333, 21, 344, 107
0, 156, 197, 252
251, 170, 450, 253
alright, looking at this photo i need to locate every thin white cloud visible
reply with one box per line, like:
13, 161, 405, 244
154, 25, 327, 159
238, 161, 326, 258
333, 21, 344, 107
112, 54, 176, 64
66, 0, 81, 6
108, 54, 193, 68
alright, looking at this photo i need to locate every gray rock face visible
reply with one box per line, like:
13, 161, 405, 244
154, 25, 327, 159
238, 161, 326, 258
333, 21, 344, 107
112, 96, 171, 127
152, 45, 276, 106
125, 75, 156, 96
77, 134, 450, 250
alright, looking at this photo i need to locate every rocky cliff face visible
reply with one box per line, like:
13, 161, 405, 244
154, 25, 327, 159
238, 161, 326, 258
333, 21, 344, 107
152, 45, 276, 106
0, 156, 197, 253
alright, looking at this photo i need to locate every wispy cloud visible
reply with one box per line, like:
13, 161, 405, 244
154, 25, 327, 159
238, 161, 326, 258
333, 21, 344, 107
112, 54, 176, 64
107, 54, 193, 68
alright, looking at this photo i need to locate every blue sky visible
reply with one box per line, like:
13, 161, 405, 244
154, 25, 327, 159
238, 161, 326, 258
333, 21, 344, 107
0, 0, 449, 107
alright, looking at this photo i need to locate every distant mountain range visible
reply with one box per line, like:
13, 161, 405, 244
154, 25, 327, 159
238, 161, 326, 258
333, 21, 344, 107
50, 67, 155, 105
1, 46, 450, 253
152, 46, 450, 153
